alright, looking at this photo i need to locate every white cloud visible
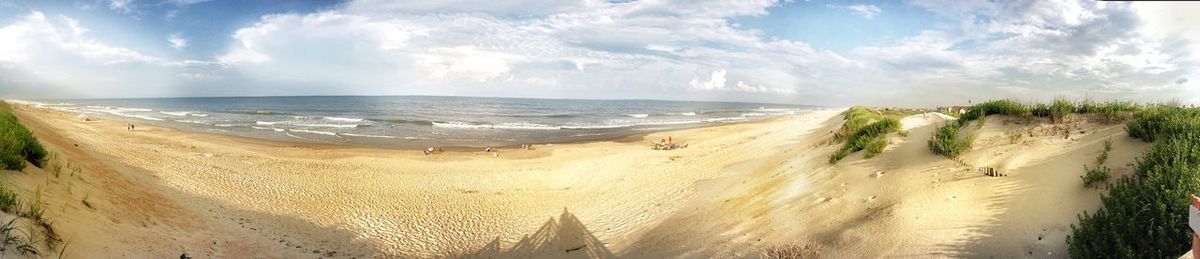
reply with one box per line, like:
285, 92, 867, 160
0, 11, 186, 98
847, 4, 882, 19
212, 0, 820, 100
107, 0, 134, 13
167, 34, 188, 49
689, 69, 727, 90
418, 46, 525, 82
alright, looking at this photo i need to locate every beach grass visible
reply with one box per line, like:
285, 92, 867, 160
829, 107, 902, 163
0, 101, 47, 170
1067, 104, 1200, 258
929, 99, 1142, 158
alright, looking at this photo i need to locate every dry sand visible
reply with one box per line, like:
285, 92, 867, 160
2, 105, 1148, 258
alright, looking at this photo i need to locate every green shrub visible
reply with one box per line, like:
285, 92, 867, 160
1125, 106, 1200, 142
1094, 101, 1140, 123
1068, 107, 1200, 258
1080, 165, 1110, 189
957, 99, 1030, 126
1032, 103, 1051, 117
1050, 99, 1075, 123
928, 123, 972, 157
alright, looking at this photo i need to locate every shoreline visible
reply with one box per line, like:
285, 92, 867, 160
17, 102, 817, 152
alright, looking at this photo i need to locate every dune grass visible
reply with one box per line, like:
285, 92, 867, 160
928, 99, 1142, 158
1067, 105, 1200, 258
927, 123, 972, 157
829, 107, 903, 163
0, 101, 47, 170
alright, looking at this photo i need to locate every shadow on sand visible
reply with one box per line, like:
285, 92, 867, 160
464, 208, 614, 259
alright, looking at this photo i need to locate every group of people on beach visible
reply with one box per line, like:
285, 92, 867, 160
126, 123, 136, 131
653, 136, 685, 150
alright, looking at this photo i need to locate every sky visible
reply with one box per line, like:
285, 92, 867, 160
0, 0, 1197, 106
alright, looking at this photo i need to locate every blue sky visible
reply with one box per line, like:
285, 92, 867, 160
0, 0, 1197, 106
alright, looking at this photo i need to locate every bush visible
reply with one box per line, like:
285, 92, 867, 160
957, 99, 1030, 126
1050, 99, 1076, 123
1067, 107, 1200, 258
1095, 101, 1140, 123
1032, 103, 1051, 117
928, 123, 972, 157
1080, 165, 1110, 188
1125, 106, 1200, 142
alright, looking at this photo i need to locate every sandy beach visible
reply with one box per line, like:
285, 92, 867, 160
3, 104, 1148, 258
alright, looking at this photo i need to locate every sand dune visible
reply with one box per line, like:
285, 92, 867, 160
2, 104, 1148, 258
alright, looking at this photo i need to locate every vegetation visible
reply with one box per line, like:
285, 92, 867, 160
927, 123, 972, 157
1067, 105, 1200, 258
928, 99, 1142, 158
762, 241, 821, 259
829, 107, 903, 163
1049, 99, 1076, 123
1081, 165, 1110, 189
0, 101, 62, 254
0, 102, 46, 170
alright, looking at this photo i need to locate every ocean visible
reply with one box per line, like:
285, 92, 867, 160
14, 96, 819, 148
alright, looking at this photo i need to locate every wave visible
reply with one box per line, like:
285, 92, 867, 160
214, 124, 234, 127
251, 126, 286, 132
680, 112, 696, 116
231, 110, 291, 116
627, 114, 649, 118
706, 117, 748, 123
289, 129, 338, 136
190, 113, 209, 117
283, 131, 306, 140
432, 121, 560, 130
741, 113, 767, 117
256, 121, 285, 125
175, 120, 209, 125
84, 108, 165, 121
125, 114, 164, 121
160, 111, 192, 116
325, 117, 364, 122
295, 123, 359, 128
340, 133, 399, 139
561, 124, 632, 130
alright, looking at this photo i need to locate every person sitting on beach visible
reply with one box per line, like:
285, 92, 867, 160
424, 147, 434, 155
485, 146, 493, 153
